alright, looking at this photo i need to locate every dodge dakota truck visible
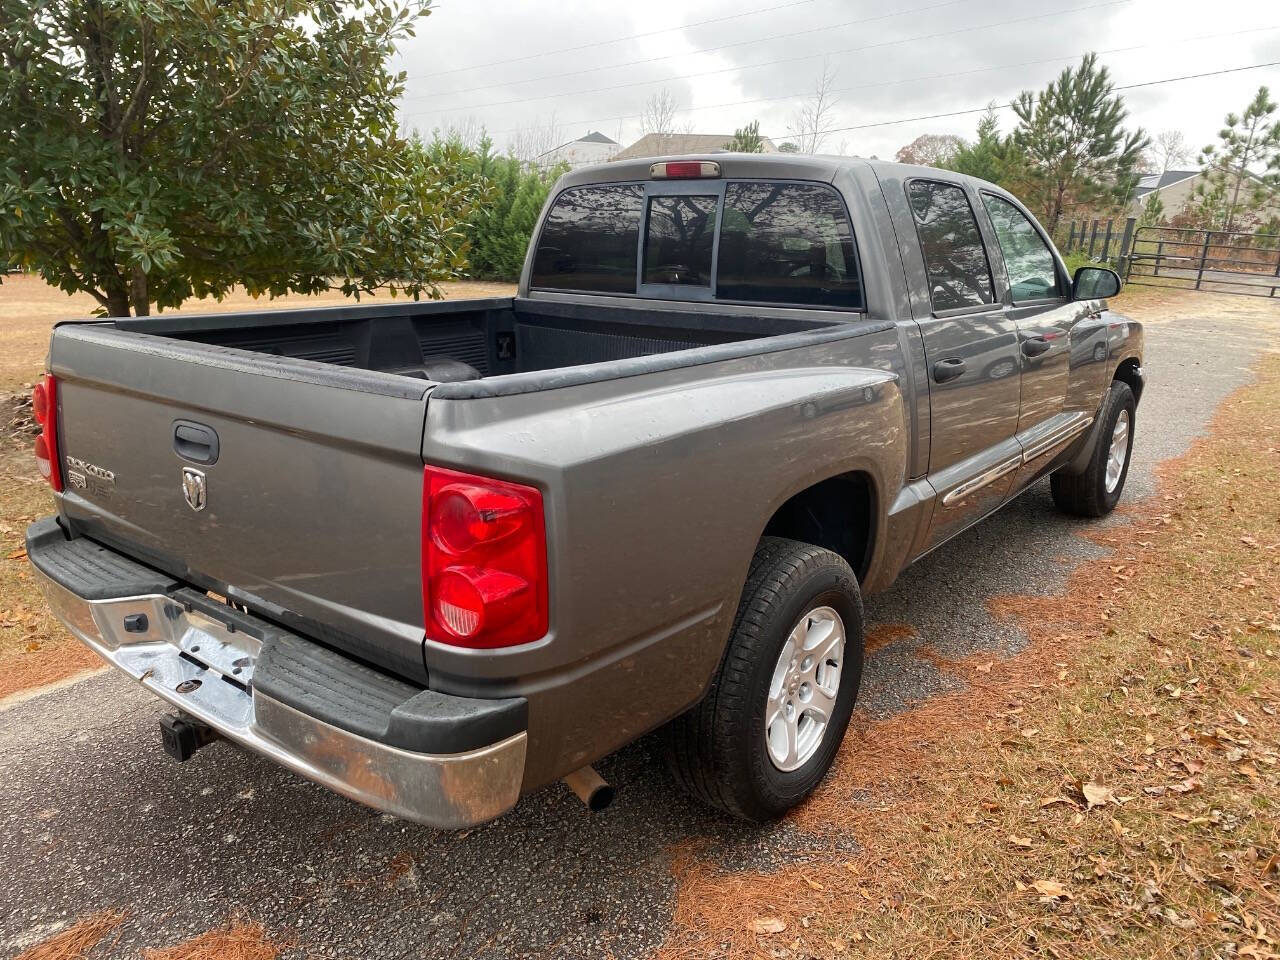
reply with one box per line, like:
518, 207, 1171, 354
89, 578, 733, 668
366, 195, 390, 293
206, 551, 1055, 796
26, 154, 1143, 827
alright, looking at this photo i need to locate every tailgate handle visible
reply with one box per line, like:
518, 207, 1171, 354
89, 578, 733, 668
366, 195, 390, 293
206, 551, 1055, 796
173, 420, 219, 465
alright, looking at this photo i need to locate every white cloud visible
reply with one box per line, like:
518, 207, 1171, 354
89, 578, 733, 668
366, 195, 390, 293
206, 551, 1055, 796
397, 0, 1280, 160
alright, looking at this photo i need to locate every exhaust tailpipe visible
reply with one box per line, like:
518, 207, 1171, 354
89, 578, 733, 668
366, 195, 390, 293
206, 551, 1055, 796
563, 765, 615, 812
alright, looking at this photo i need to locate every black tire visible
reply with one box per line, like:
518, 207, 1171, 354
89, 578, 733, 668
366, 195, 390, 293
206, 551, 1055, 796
663, 537, 864, 821
1050, 381, 1136, 517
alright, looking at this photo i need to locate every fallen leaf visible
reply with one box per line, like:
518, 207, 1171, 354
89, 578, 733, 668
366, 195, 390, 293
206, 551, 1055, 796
1009, 836, 1033, 849
752, 917, 786, 935
1032, 879, 1071, 899
975, 661, 994, 673
5, 548, 25, 560
803, 876, 825, 891
1083, 782, 1115, 809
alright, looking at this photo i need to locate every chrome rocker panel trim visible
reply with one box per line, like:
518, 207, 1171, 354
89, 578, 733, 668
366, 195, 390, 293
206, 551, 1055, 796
942, 413, 1096, 508
31, 567, 526, 829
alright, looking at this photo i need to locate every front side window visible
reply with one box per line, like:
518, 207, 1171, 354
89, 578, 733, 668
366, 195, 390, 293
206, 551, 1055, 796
531, 185, 644, 293
643, 195, 718, 286
906, 180, 994, 312
717, 183, 862, 309
982, 194, 1061, 301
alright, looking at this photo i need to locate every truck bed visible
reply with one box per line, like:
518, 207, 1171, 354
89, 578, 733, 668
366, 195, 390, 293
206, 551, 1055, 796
109, 296, 843, 386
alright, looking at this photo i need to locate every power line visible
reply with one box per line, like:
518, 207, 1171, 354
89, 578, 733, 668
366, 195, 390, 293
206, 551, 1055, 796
821, 60, 1280, 135
422, 0, 976, 99
441, 23, 1280, 140
406, 0, 821, 80
402, 0, 1131, 117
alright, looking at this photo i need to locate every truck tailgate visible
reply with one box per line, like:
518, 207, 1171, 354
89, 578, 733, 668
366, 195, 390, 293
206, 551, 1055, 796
49, 323, 430, 682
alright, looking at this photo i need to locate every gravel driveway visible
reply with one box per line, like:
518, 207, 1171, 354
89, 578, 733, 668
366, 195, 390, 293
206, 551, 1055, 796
0, 302, 1272, 960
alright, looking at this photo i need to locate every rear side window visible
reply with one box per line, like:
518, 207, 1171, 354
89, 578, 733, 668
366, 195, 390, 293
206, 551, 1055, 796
906, 180, 994, 312
717, 183, 862, 309
531, 185, 644, 293
643, 195, 718, 286
981, 194, 1061, 301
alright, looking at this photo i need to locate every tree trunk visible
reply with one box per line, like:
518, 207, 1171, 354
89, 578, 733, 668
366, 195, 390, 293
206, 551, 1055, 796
1048, 181, 1068, 237
105, 288, 130, 316
130, 265, 150, 316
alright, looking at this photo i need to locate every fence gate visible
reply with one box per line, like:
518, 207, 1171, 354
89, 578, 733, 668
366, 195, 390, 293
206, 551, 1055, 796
1123, 225, 1280, 298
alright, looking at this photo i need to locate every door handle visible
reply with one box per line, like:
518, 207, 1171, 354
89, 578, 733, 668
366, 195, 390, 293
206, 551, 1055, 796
173, 420, 220, 465
932, 357, 967, 383
1021, 336, 1052, 358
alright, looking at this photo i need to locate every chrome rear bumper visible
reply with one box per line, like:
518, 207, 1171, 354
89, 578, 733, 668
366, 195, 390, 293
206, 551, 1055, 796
31, 564, 526, 829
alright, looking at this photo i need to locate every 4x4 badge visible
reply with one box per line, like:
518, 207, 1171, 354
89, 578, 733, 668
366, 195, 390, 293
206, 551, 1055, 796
181, 467, 206, 512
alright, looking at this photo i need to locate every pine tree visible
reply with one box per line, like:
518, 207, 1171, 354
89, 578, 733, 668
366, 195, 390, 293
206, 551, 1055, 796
1010, 54, 1148, 235
947, 105, 1013, 184
1186, 87, 1280, 232
1139, 190, 1165, 228
724, 121, 766, 153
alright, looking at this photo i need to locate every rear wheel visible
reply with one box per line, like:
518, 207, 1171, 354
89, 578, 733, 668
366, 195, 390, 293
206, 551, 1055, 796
1050, 381, 1135, 517
664, 537, 864, 821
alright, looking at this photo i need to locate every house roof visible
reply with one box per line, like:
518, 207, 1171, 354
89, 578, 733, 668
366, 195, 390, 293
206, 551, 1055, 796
1132, 169, 1200, 198
612, 132, 778, 160
534, 131, 620, 162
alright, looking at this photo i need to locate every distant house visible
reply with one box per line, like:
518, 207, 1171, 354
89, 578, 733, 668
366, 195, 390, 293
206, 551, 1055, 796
534, 132, 619, 170
611, 132, 779, 161
1125, 168, 1280, 228
1126, 169, 1201, 218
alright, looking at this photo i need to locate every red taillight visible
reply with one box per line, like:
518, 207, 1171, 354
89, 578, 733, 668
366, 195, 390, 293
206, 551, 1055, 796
31, 375, 62, 492
422, 466, 547, 649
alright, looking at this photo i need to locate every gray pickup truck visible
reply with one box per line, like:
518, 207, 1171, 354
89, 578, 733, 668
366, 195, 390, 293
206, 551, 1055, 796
26, 154, 1143, 827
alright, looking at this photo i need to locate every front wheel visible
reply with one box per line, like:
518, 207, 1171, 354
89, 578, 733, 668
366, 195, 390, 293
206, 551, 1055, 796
1050, 381, 1136, 517
663, 537, 864, 821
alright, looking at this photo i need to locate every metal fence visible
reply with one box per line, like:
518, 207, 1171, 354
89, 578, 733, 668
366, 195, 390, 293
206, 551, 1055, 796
1124, 225, 1280, 297
1060, 217, 1136, 263
1059, 216, 1280, 299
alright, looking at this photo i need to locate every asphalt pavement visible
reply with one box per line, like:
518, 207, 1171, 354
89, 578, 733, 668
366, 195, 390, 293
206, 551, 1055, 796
0, 306, 1271, 960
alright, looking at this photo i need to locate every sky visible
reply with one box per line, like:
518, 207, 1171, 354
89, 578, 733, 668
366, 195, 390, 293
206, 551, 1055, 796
394, 0, 1280, 163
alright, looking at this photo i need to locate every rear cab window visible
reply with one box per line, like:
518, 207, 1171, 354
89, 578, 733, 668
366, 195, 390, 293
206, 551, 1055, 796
530, 180, 864, 311
718, 183, 861, 308
905, 179, 995, 313
530, 184, 644, 293
644, 194, 718, 287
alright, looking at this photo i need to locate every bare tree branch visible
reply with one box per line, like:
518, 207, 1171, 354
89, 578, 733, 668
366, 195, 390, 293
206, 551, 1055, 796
789, 60, 840, 155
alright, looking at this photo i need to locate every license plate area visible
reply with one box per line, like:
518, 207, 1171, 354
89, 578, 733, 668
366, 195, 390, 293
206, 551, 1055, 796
170, 605, 261, 686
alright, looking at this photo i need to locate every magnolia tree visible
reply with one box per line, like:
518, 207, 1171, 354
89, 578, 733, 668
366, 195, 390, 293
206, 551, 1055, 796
1, 0, 482, 316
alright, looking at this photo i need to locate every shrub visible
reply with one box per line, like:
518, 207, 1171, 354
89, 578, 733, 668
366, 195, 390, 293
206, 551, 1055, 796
421, 134, 565, 282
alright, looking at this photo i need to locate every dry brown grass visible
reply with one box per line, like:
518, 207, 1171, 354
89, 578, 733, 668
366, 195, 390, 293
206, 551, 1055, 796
13, 910, 127, 960
656, 363, 1280, 958
0, 440, 82, 702
141, 922, 282, 960
1110, 284, 1280, 330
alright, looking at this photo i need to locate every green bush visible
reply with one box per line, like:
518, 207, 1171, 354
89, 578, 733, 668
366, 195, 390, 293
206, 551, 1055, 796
1063, 250, 1119, 276
421, 134, 565, 282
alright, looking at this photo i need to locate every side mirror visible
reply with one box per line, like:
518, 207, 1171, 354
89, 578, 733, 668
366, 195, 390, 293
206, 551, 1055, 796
1072, 266, 1121, 301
